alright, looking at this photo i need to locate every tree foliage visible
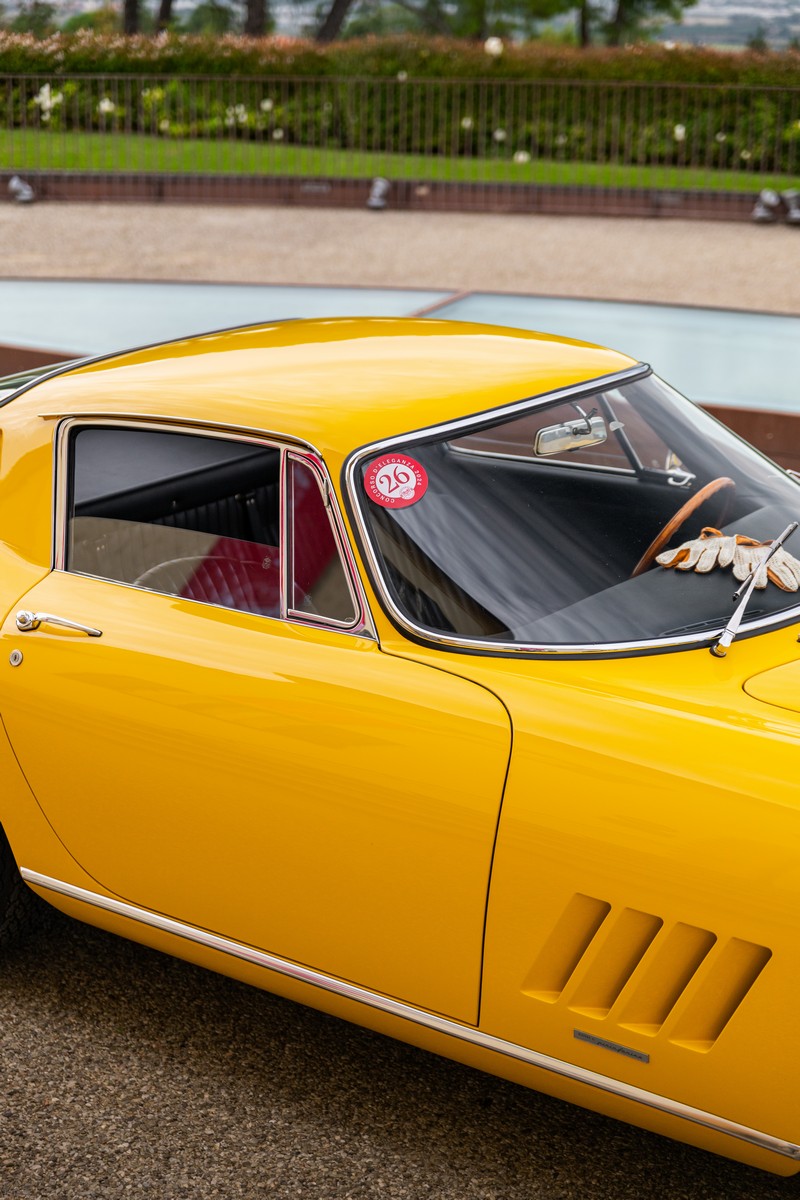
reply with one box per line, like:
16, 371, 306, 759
61, 6, 120, 33
322, 0, 697, 43
330, 0, 574, 41
600, 0, 698, 45
9, 0, 57, 35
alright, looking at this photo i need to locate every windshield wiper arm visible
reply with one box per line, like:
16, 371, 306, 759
711, 521, 799, 658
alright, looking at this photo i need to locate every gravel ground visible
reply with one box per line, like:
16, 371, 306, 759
2, 905, 799, 1200
1, 202, 800, 312
3, 202, 800, 1198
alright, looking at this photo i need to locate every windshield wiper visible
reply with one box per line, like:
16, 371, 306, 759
711, 521, 799, 658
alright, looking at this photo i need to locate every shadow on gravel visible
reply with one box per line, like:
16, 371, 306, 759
0, 908, 797, 1200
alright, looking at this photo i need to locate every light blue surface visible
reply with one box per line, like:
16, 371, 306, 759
1, 280, 450, 357
2, 279, 798, 413
432, 293, 800, 413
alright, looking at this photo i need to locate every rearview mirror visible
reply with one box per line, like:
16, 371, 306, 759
534, 408, 608, 457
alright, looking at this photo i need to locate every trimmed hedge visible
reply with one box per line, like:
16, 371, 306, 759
1, 31, 800, 86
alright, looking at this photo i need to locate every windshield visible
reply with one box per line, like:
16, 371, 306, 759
352, 372, 800, 654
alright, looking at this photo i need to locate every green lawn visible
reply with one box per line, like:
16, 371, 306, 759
1, 128, 797, 192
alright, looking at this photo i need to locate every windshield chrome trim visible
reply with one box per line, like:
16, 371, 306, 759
350, 366, 650, 459
21, 867, 800, 1164
345, 367, 800, 658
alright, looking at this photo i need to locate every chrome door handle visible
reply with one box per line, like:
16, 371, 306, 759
16, 610, 102, 638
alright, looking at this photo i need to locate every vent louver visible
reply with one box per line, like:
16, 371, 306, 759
523, 894, 770, 1052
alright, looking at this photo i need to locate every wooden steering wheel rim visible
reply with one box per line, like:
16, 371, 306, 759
631, 476, 737, 578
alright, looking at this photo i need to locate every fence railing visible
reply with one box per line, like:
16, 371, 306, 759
2, 74, 799, 216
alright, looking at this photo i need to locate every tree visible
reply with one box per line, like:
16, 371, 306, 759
338, 0, 419, 37
182, 0, 236, 31
601, 0, 698, 45
156, 0, 174, 30
243, 0, 268, 35
123, 0, 140, 32
317, 0, 358, 42
746, 24, 769, 52
577, 0, 591, 46
61, 6, 120, 32
318, 0, 571, 41
10, 0, 57, 35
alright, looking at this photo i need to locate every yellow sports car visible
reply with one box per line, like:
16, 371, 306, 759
1, 318, 799, 1174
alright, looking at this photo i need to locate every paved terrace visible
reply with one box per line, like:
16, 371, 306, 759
1, 203, 799, 313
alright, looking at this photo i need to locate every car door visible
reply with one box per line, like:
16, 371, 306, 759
0, 419, 511, 1023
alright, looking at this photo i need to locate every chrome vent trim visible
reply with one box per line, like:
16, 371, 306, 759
21, 868, 798, 1163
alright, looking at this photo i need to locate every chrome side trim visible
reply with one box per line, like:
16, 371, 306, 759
21, 868, 800, 1164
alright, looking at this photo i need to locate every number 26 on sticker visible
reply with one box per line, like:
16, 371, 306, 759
364, 454, 429, 509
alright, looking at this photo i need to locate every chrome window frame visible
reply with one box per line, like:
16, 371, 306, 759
345, 366, 800, 658
55, 415, 375, 640
284, 450, 363, 631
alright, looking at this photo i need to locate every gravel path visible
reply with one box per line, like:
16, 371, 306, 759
2, 906, 799, 1200
2, 202, 800, 312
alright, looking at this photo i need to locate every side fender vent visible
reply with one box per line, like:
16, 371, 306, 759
522, 893, 612, 1004
523, 894, 770, 1051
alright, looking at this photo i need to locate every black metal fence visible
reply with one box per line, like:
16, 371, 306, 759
3, 73, 800, 217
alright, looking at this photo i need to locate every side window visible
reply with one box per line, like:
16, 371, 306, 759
67, 426, 283, 619
288, 456, 358, 626
65, 425, 361, 629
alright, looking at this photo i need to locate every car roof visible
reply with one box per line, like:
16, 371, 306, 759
16, 318, 638, 463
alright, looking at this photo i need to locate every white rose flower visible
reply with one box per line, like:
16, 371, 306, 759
34, 84, 62, 112
673, 123, 686, 142
484, 36, 503, 57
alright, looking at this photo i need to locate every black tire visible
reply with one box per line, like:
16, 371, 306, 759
0, 824, 34, 949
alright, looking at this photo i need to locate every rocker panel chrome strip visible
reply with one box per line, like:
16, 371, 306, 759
21, 868, 800, 1164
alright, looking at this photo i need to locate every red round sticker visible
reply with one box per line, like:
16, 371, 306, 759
365, 454, 428, 509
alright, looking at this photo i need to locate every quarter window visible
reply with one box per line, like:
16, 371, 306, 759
288, 456, 358, 625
